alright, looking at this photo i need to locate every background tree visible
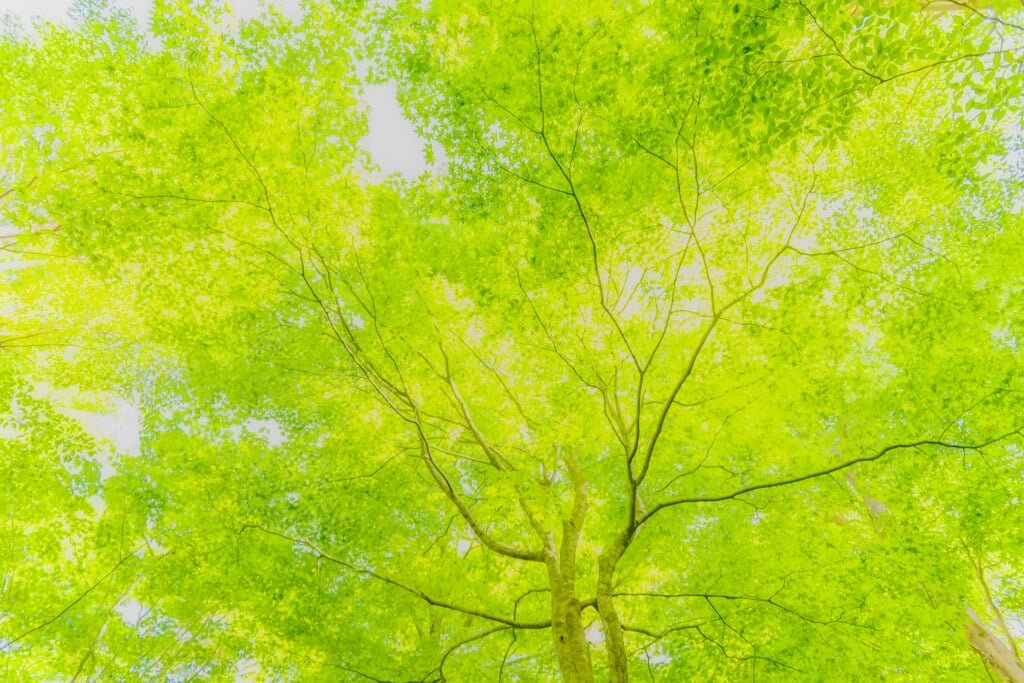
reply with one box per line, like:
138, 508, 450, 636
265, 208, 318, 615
2, 0, 1024, 680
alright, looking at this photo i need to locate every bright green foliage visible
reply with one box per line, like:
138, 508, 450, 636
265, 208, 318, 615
3, 0, 1024, 680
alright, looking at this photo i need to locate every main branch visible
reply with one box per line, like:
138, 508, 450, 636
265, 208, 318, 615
644, 429, 1024, 522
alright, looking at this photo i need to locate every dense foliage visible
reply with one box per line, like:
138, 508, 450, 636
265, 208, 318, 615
3, 0, 1024, 680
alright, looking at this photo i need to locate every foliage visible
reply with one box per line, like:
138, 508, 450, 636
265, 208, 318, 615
3, 0, 1024, 680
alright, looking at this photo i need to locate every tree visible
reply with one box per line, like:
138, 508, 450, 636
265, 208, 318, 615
3, 0, 1024, 680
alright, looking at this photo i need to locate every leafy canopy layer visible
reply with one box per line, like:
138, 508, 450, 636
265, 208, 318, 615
2, 0, 1024, 681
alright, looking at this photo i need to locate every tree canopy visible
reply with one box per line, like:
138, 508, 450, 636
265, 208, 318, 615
3, 0, 1024, 680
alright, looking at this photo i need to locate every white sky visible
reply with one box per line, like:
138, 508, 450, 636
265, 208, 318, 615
0, 0, 427, 177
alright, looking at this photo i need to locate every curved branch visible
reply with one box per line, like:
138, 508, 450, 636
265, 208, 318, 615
429, 626, 511, 683
644, 428, 1024, 522
632, 178, 815, 502
621, 618, 716, 640
792, 0, 1024, 85
436, 338, 511, 470
1, 549, 139, 649
614, 590, 865, 628
291, 251, 544, 563
239, 524, 550, 629
529, 15, 641, 374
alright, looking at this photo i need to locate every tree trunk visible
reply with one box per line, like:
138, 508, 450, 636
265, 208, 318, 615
547, 555, 595, 683
597, 533, 630, 683
966, 606, 1024, 683
546, 450, 595, 683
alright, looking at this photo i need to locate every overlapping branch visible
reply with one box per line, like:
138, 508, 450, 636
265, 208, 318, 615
192, 79, 546, 565
791, 0, 1024, 85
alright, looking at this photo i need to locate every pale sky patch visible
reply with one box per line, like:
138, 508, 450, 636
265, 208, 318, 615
0, 0, 301, 26
361, 82, 428, 178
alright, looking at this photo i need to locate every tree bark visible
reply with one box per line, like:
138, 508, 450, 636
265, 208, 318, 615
966, 606, 1024, 683
547, 553, 595, 683
546, 450, 595, 683
597, 532, 630, 683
